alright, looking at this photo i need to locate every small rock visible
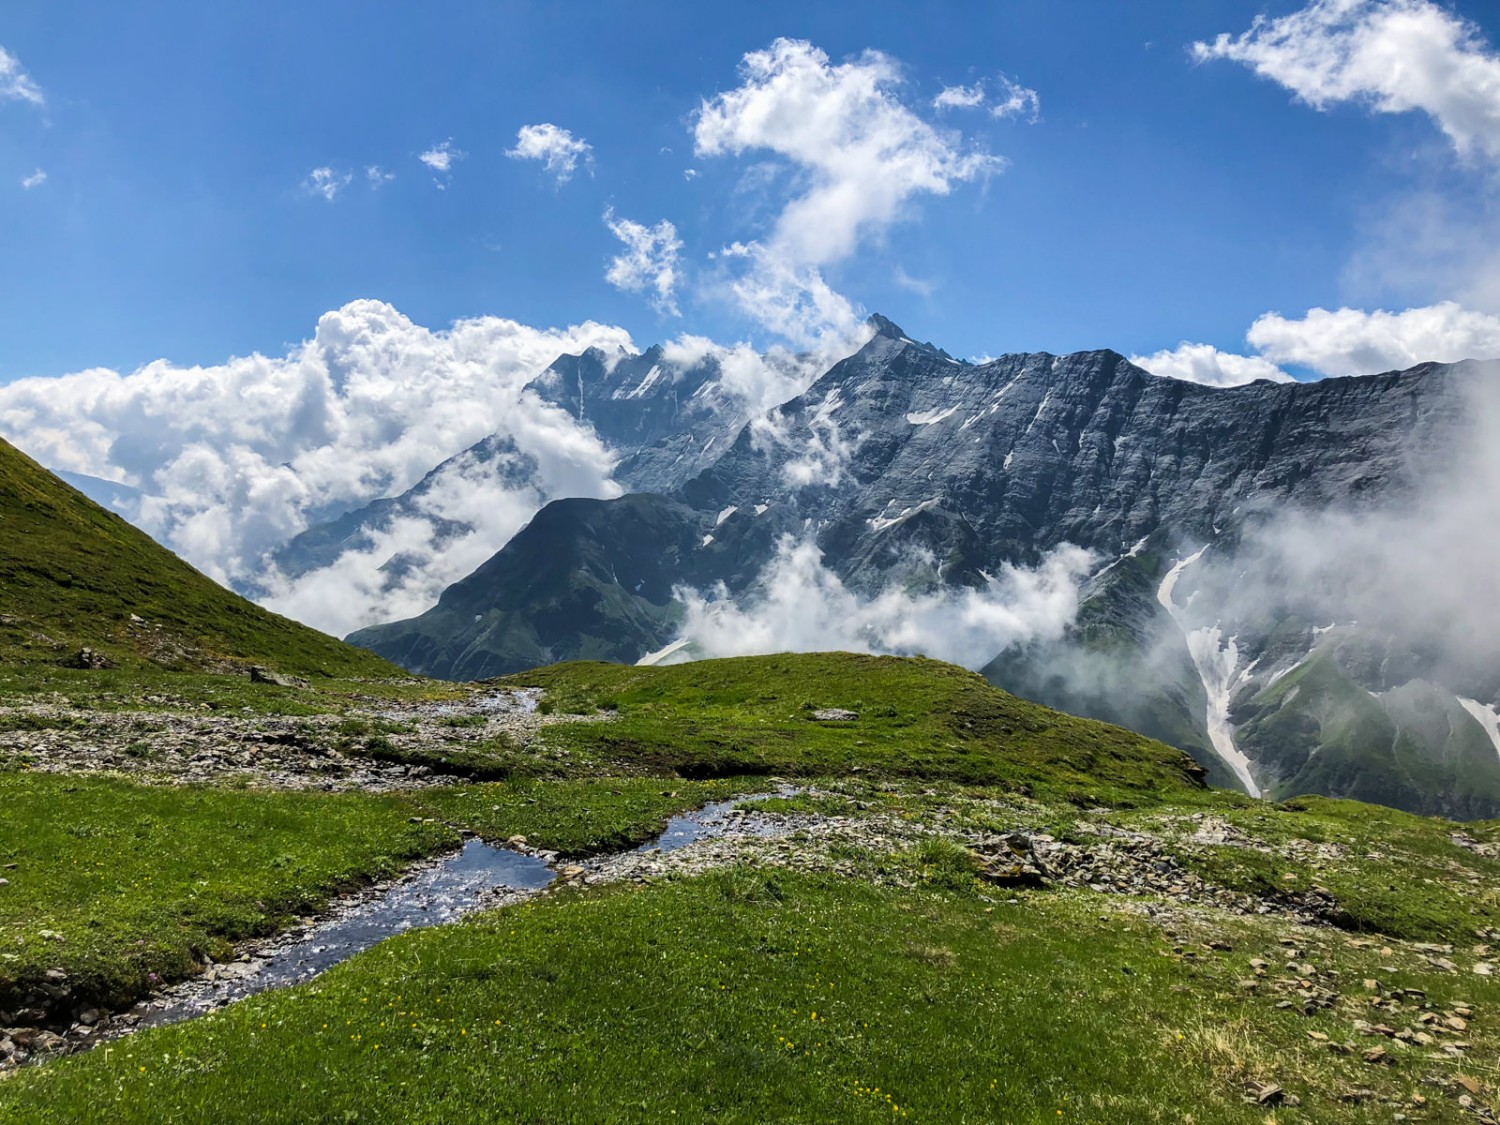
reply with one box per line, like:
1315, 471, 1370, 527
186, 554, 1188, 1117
1456, 1074, 1482, 1095
810, 708, 858, 722
1361, 1046, 1392, 1065
506, 835, 528, 848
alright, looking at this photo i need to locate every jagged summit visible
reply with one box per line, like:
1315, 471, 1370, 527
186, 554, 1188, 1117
862, 313, 964, 365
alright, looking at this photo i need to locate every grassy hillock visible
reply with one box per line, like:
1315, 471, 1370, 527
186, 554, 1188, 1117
0, 437, 397, 677
500, 652, 1211, 804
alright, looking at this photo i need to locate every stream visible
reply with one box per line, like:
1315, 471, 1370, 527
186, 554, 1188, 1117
115, 792, 795, 1034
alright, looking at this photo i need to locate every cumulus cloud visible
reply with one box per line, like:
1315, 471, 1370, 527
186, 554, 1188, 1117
1247, 302, 1500, 375
304, 167, 352, 202
0, 45, 42, 106
669, 537, 1094, 670
1129, 343, 1292, 387
366, 165, 395, 187
507, 123, 592, 183
693, 38, 1001, 344
1194, 0, 1500, 165
20, 168, 45, 190
0, 301, 636, 634
1134, 302, 1500, 385
605, 210, 683, 316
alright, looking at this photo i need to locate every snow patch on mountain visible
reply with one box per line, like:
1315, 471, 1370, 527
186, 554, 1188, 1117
1459, 697, 1500, 760
1157, 548, 1262, 797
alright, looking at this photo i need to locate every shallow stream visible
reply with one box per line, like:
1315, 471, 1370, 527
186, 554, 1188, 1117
121, 790, 794, 1032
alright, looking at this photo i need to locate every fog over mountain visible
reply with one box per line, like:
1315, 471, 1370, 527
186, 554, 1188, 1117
348, 315, 1500, 817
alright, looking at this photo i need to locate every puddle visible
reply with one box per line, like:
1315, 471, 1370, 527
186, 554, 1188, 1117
115, 788, 795, 1035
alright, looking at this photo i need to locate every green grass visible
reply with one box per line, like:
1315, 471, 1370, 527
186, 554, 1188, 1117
0, 665, 468, 715
0, 773, 754, 1017
4, 869, 1492, 1123
1117, 794, 1500, 942
503, 653, 1210, 803
0, 437, 399, 678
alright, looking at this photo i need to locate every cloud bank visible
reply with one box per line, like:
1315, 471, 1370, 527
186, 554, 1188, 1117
1134, 302, 1500, 385
0, 301, 636, 633
671, 537, 1094, 670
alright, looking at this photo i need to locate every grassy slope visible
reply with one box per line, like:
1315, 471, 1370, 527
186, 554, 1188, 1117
1238, 648, 1500, 818
503, 652, 1211, 804
6, 869, 1496, 1123
0, 437, 396, 677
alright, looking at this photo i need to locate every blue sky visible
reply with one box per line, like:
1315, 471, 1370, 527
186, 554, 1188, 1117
5, 0, 1500, 382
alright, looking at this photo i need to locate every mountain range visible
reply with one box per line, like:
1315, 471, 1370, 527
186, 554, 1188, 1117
348, 315, 1500, 818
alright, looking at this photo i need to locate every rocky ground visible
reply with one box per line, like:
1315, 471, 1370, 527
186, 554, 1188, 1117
0, 687, 604, 791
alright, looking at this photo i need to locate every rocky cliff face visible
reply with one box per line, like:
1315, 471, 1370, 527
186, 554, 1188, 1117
348, 317, 1500, 817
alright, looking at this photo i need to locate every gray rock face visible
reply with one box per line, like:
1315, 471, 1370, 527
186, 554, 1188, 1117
534, 345, 751, 495
349, 316, 1500, 816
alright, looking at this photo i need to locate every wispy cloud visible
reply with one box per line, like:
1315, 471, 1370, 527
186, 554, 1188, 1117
418, 140, 465, 187
933, 76, 1040, 122
0, 45, 43, 107
604, 210, 683, 316
933, 83, 986, 110
990, 75, 1041, 122
365, 165, 395, 188
303, 167, 352, 202
20, 168, 46, 190
506, 123, 593, 184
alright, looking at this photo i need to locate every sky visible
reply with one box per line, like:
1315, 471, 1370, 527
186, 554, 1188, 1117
4, 0, 1500, 378
4, 0, 1500, 634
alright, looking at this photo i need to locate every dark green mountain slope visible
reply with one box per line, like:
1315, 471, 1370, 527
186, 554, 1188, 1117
0, 436, 398, 677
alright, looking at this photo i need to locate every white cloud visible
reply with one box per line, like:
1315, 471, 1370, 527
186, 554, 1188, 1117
1194, 0, 1500, 165
1133, 301, 1500, 386
933, 76, 1040, 121
366, 165, 395, 187
693, 38, 1001, 344
20, 168, 45, 190
670, 537, 1093, 670
0, 301, 636, 634
933, 83, 985, 110
1129, 343, 1292, 387
660, 327, 869, 421
419, 141, 464, 186
0, 45, 42, 106
304, 167, 352, 202
990, 76, 1041, 123
1247, 302, 1500, 375
506, 123, 592, 183
605, 210, 683, 316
